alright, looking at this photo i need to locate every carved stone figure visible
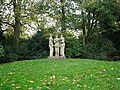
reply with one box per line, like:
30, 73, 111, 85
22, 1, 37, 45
54, 35, 60, 57
48, 34, 66, 59
60, 35, 66, 58
49, 34, 54, 57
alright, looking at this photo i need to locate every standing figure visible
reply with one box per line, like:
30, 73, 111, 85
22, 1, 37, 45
54, 35, 60, 57
49, 34, 54, 57
60, 35, 66, 58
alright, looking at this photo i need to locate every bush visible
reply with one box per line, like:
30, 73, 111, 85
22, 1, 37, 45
65, 37, 84, 58
0, 31, 49, 62
1, 36, 20, 62
0, 44, 4, 58
16, 41, 30, 60
26, 31, 49, 59
84, 35, 116, 60
3, 45, 18, 62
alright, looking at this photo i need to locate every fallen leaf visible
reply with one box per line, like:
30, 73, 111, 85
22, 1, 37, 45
117, 78, 120, 80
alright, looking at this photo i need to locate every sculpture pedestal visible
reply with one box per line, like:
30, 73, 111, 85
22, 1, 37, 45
60, 56, 66, 59
48, 56, 54, 59
48, 56, 66, 59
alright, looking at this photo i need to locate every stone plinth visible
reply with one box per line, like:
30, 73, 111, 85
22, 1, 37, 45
48, 56, 66, 59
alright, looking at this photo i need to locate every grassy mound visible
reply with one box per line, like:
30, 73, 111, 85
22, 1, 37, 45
0, 59, 120, 90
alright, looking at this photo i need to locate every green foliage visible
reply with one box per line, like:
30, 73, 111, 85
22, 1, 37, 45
3, 38, 18, 62
0, 44, 4, 58
17, 41, 30, 60
105, 30, 120, 50
0, 59, 119, 89
66, 37, 84, 58
0, 31, 49, 62
84, 35, 116, 60
86, 0, 120, 31
26, 31, 49, 59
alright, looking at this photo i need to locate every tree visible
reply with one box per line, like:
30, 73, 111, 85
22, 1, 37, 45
0, 0, 41, 61
0, 0, 39, 52
71, 0, 120, 47
0, 0, 6, 43
12, 0, 21, 52
60, 0, 66, 31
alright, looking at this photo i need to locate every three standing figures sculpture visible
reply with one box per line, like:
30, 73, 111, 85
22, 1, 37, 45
49, 34, 66, 59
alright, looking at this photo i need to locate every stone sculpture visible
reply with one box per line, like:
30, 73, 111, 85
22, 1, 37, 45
54, 35, 60, 57
48, 34, 54, 58
59, 35, 65, 58
48, 34, 66, 59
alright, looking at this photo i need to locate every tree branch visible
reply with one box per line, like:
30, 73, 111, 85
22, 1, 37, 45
2, 21, 14, 28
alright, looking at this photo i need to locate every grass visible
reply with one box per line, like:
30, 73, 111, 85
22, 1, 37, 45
0, 59, 120, 90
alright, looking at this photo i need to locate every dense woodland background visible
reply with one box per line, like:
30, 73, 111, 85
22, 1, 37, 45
0, 0, 120, 63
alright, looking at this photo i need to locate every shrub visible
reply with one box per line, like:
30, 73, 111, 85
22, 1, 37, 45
84, 35, 116, 60
0, 44, 4, 58
26, 31, 49, 59
1, 36, 19, 62
65, 37, 84, 58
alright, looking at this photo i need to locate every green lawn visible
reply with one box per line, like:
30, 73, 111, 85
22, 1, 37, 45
0, 59, 120, 90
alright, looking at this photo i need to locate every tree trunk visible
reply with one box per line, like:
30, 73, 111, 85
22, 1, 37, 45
86, 12, 91, 45
81, 11, 86, 47
13, 0, 21, 52
60, 0, 65, 32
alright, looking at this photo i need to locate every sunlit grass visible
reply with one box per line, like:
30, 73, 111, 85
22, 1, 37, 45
0, 59, 120, 90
